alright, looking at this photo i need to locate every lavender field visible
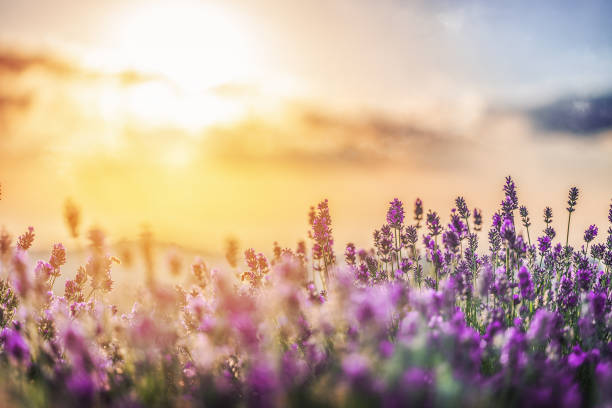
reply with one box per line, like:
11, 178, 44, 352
1, 1, 612, 407
0, 177, 610, 407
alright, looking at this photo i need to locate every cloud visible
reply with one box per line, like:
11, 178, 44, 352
0, 49, 76, 76
528, 93, 612, 135
0, 47, 160, 82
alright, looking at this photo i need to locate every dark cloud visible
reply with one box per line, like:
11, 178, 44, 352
529, 93, 612, 135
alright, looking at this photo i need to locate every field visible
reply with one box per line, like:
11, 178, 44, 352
0, 177, 611, 407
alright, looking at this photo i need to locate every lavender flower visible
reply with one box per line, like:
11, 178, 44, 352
517, 266, 534, 300
473, 208, 483, 232
584, 225, 598, 243
455, 197, 469, 220
537, 236, 551, 255
426, 210, 442, 237
503, 176, 519, 213
49, 243, 66, 270
544, 207, 553, 225
414, 198, 424, 228
567, 187, 579, 213
345, 243, 357, 266
565, 187, 579, 247
0, 327, 29, 364
387, 198, 405, 229
500, 216, 515, 244
16, 227, 35, 251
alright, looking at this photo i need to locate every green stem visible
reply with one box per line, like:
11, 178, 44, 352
565, 212, 572, 248
526, 226, 531, 246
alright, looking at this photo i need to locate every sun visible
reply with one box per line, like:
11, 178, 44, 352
112, 1, 255, 91
82, 1, 260, 132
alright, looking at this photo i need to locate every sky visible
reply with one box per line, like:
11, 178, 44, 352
0, 0, 611, 258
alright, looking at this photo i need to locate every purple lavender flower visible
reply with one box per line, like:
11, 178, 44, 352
345, 243, 357, 266
414, 198, 424, 228
387, 198, 405, 229
246, 360, 278, 407
584, 224, 598, 243
500, 328, 527, 370
0, 328, 29, 364
577, 269, 593, 291
519, 206, 530, 227
67, 371, 95, 405
342, 353, 370, 384
544, 207, 553, 225
492, 212, 502, 230
455, 197, 469, 220
442, 229, 460, 254
567, 187, 579, 213
517, 266, 534, 300
591, 243, 606, 259
402, 225, 418, 247
589, 291, 607, 319
537, 236, 551, 255
426, 210, 442, 237
503, 176, 519, 212
544, 226, 556, 240
558, 274, 578, 310
500, 216, 515, 244
473, 208, 483, 231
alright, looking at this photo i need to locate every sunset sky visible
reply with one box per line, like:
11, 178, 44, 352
0, 0, 611, 256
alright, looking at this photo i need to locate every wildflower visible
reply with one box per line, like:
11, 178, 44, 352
500, 328, 527, 370
544, 226, 556, 240
49, 243, 66, 270
567, 187, 579, 213
225, 237, 239, 268
565, 187, 579, 247
309, 199, 335, 281
167, 249, 182, 276
584, 224, 598, 243
67, 371, 95, 405
0, 228, 11, 260
63, 198, 81, 239
0, 327, 29, 364
12, 250, 31, 296
414, 198, 424, 228
442, 228, 460, 254
589, 291, 607, 319
455, 197, 469, 220
426, 210, 442, 237
345, 243, 357, 266
386, 198, 405, 229
500, 216, 515, 244
402, 225, 418, 248
577, 269, 592, 291
519, 206, 530, 228
537, 236, 551, 255
503, 176, 519, 213
342, 353, 370, 384
517, 266, 534, 300
65, 280, 83, 302
544, 206, 553, 225
591, 243, 606, 260
16, 227, 35, 251
473, 208, 483, 231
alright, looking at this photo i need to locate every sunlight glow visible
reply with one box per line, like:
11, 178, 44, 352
112, 2, 255, 91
